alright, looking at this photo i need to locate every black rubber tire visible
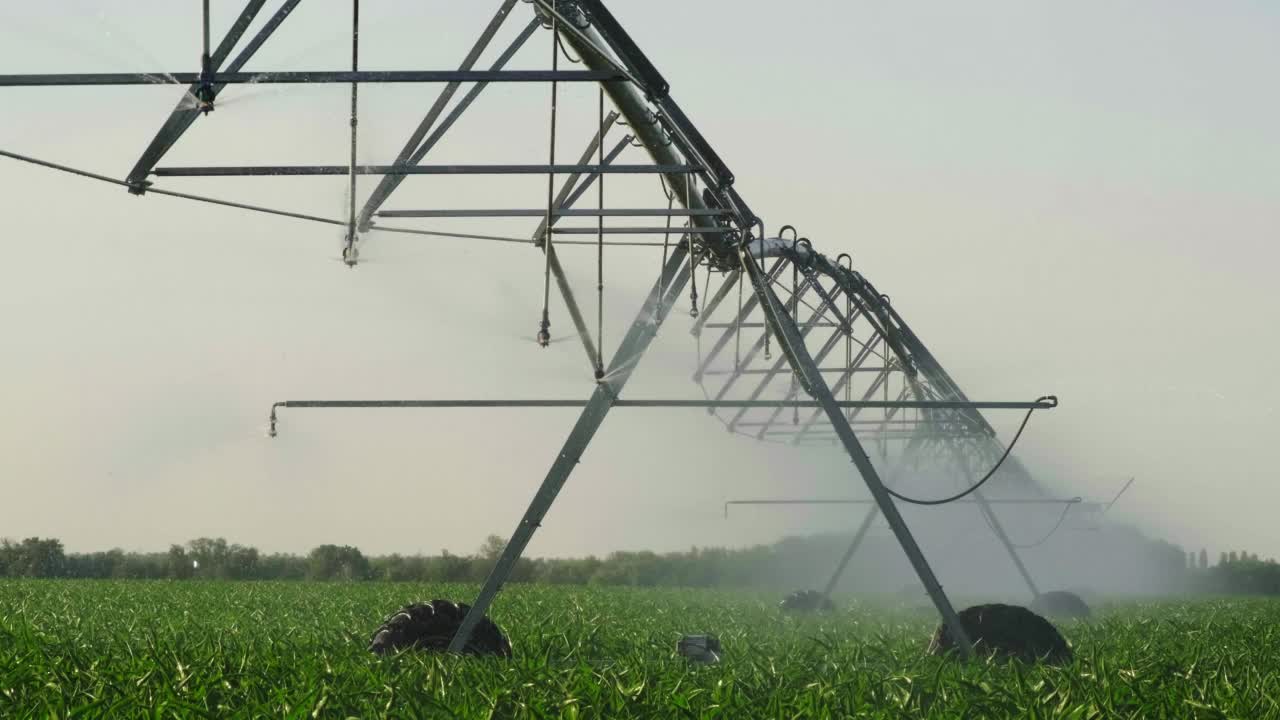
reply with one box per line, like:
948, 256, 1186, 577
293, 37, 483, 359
928, 603, 1072, 665
368, 599, 512, 657
1030, 590, 1092, 619
779, 589, 835, 613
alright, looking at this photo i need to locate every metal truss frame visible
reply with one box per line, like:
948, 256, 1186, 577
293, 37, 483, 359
0, 0, 1074, 660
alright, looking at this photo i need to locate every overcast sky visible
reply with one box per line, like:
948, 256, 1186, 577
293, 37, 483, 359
1, 1, 1277, 563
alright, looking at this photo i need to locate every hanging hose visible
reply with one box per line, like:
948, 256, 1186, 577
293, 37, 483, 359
537, 11, 559, 347
838, 253, 853, 421
686, 173, 699, 318
342, 0, 360, 267
555, 33, 581, 64
656, 174, 676, 318
741, 219, 813, 385
594, 84, 605, 379
883, 396, 1056, 506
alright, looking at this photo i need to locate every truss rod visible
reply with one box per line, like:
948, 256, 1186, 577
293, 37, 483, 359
690, 270, 739, 336
718, 280, 842, 416
737, 418, 931, 428
152, 164, 701, 177
700, 366, 887, 375
551, 226, 733, 235
692, 260, 788, 381
125, 0, 281, 189
792, 364, 890, 443
0, 70, 625, 87
538, 111, 620, 373
748, 321, 871, 437
703, 322, 843, 329
353, 1, 522, 229
378, 208, 730, 218
768, 430, 990, 441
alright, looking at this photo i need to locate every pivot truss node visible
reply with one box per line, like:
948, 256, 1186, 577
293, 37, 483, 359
2, 0, 1076, 659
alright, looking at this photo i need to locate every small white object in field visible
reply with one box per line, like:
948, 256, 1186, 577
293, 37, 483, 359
677, 634, 721, 664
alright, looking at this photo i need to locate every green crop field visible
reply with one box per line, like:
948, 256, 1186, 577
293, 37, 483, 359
1, 581, 1277, 719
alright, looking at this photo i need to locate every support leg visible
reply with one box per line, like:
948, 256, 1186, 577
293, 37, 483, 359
821, 434, 930, 598
934, 437, 1040, 599
972, 491, 1041, 598
744, 254, 974, 657
449, 244, 691, 652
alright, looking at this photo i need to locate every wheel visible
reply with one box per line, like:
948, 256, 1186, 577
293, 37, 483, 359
929, 603, 1072, 665
779, 589, 835, 613
1030, 590, 1092, 619
368, 599, 512, 657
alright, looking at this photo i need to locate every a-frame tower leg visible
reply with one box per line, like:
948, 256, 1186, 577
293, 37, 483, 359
821, 433, 930, 597
820, 436, 1044, 602
449, 243, 692, 652
742, 255, 975, 657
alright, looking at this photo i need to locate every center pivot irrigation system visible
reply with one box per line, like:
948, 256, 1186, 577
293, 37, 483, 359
2, 0, 1093, 659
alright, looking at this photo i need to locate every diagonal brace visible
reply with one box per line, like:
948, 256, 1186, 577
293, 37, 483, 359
449, 243, 692, 653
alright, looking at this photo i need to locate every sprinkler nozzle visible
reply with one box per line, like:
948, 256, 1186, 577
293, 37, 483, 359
594, 367, 605, 381
342, 243, 359, 268
536, 320, 551, 348
268, 410, 278, 438
196, 53, 216, 115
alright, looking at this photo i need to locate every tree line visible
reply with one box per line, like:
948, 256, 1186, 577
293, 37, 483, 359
0, 535, 832, 586
2, 533, 1278, 596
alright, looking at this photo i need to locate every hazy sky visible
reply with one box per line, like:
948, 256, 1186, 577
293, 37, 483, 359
1, 1, 1277, 564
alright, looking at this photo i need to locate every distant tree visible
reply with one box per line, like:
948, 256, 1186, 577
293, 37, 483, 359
187, 537, 230, 577
307, 545, 370, 581
1229, 551, 1239, 564
478, 535, 508, 561
258, 553, 307, 580
168, 545, 194, 579
432, 549, 473, 582
2, 537, 67, 578
226, 545, 260, 580
1199, 548, 1208, 570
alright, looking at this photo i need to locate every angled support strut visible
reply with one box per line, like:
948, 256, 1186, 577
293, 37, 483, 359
449, 244, 692, 653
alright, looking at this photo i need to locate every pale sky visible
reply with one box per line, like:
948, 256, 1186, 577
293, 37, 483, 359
1, 1, 1277, 563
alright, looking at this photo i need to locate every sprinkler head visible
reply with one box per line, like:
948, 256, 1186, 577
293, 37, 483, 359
342, 243, 359, 268
689, 305, 699, 319
195, 82, 216, 115
268, 411, 278, 438
536, 324, 551, 347
594, 367, 605, 381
